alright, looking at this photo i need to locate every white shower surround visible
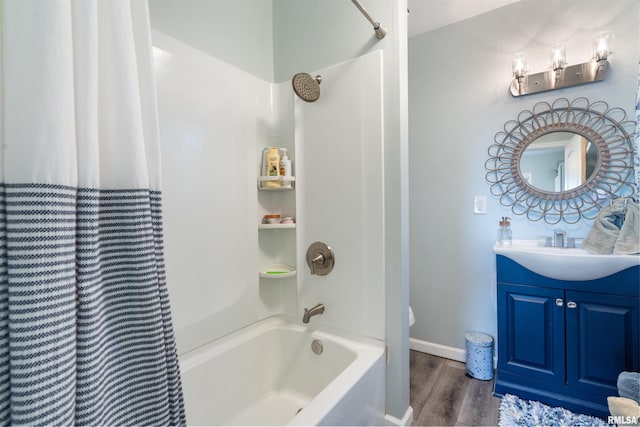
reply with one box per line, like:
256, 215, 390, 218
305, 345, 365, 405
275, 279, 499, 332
153, 31, 269, 354
295, 50, 386, 341
153, 24, 389, 424
154, 30, 385, 353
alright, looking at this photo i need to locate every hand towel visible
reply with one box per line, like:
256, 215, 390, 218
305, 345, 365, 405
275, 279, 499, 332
607, 397, 640, 423
618, 371, 640, 404
614, 199, 640, 254
584, 198, 627, 254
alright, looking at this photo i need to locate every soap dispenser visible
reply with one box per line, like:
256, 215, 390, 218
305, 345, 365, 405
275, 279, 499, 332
497, 217, 512, 247
279, 148, 292, 188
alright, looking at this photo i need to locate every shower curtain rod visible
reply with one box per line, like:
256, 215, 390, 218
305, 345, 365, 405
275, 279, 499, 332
350, 0, 387, 39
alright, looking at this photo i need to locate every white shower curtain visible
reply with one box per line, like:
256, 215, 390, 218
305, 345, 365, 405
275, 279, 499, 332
0, 0, 185, 425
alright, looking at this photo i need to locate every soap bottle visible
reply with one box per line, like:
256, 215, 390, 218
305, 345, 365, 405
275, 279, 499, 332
279, 148, 292, 188
266, 147, 280, 188
497, 217, 512, 246
260, 147, 269, 188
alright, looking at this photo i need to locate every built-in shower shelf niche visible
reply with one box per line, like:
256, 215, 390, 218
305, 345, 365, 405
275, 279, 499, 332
257, 152, 296, 283
257, 176, 295, 190
258, 223, 296, 230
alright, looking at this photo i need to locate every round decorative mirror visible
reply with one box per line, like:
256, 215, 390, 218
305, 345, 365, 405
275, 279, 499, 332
485, 98, 635, 224
519, 131, 599, 192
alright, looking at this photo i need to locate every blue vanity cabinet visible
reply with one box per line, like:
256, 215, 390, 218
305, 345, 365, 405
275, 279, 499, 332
495, 255, 640, 418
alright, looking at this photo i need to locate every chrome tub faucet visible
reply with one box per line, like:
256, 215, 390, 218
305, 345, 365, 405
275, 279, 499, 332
303, 303, 325, 323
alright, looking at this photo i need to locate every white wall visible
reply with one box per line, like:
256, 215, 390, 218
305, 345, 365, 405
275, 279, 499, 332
408, 0, 638, 358
273, 0, 386, 82
149, 0, 274, 82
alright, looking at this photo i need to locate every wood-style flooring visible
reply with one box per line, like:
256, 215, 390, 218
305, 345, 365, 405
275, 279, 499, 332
410, 350, 502, 426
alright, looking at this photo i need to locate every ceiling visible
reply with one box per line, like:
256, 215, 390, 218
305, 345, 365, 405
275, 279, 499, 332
407, 0, 520, 38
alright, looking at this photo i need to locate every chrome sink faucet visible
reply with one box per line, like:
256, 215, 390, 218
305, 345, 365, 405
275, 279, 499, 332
302, 303, 325, 323
553, 230, 566, 248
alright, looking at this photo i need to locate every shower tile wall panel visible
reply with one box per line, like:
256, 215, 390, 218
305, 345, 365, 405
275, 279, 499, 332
296, 51, 385, 341
153, 32, 272, 355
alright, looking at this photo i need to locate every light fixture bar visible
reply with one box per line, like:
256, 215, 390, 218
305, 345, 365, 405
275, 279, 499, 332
510, 60, 609, 97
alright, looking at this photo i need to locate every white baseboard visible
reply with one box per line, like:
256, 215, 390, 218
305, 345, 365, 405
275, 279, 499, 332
409, 337, 466, 363
409, 337, 498, 368
385, 406, 414, 427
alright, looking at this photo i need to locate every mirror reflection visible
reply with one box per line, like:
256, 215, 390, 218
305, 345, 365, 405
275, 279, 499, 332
519, 132, 598, 192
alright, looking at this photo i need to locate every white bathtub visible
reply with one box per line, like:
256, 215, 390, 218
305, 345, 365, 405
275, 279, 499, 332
179, 315, 385, 426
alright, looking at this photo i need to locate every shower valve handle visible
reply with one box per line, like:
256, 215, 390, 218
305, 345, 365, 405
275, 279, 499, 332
309, 253, 325, 275
306, 242, 335, 276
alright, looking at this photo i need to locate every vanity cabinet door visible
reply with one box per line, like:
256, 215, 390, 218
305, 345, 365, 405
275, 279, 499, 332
498, 283, 565, 384
565, 291, 640, 401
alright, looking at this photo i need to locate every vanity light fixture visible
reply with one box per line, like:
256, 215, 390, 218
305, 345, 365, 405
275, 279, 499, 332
509, 33, 612, 97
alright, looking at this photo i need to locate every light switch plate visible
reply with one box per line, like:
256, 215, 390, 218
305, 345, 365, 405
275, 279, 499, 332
474, 196, 487, 214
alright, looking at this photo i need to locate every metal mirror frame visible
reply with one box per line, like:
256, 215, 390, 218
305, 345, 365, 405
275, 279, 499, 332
485, 97, 635, 224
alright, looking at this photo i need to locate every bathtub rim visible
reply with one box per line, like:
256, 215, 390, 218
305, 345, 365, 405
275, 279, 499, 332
178, 314, 386, 426
178, 314, 385, 366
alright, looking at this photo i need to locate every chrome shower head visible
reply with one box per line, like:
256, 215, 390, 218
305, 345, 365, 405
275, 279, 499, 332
292, 73, 322, 102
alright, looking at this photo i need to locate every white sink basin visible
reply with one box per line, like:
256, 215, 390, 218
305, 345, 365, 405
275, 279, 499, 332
494, 240, 640, 281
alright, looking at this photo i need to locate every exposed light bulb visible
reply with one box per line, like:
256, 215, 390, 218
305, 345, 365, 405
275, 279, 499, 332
593, 31, 613, 61
550, 45, 567, 71
512, 53, 528, 79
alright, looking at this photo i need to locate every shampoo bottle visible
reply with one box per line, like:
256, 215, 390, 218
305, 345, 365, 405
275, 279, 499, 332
266, 147, 280, 188
279, 148, 292, 188
260, 147, 269, 188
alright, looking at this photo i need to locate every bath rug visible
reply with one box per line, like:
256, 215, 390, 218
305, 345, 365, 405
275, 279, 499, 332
498, 394, 607, 426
